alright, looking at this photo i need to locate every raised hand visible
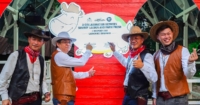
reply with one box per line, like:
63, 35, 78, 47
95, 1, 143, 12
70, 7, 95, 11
2, 99, 11, 105
152, 98, 156, 105
88, 66, 96, 77
189, 48, 198, 62
108, 42, 115, 52
133, 54, 144, 69
86, 43, 93, 51
44, 92, 51, 102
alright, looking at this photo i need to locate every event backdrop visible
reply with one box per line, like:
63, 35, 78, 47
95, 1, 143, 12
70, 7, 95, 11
0, 0, 200, 105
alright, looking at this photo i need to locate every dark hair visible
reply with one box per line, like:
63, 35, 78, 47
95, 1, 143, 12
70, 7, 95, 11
28, 35, 44, 41
155, 25, 173, 35
55, 39, 72, 48
55, 39, 62, 48
57, 39, 62, 43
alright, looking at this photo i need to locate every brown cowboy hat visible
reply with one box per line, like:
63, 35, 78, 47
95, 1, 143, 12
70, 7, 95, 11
149, 21, 179, 42
24, 29, 50, 41
122, 26, 149, 42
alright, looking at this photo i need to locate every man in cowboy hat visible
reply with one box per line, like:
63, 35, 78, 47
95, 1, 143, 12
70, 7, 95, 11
0, 29, 51, 105
150, 20, 198, 105
109, 26, 157, 105
51, 32, 96, 105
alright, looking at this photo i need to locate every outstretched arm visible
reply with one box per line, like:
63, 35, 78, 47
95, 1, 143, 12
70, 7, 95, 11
73, 66, 96, 79
55, 43, 93, 67
108, 42, 128, 67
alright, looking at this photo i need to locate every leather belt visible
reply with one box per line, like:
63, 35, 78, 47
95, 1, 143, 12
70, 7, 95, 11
158, 91, 172, 100
158, 91, 187, 101
12, 92, 40, 105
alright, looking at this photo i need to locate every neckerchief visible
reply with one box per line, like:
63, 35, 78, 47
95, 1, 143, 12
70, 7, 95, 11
24, 46, 40, 63
130, 45, 145, 58
160, 41, 178, 55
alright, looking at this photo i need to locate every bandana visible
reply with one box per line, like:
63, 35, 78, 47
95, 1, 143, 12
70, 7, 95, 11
24, 46, 40, 63
160, 41, 178, 55
130, 45, 145, 58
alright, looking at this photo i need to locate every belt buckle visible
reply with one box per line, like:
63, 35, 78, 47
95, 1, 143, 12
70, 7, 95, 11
31, 94, 38, 101
161, 91, 171, 101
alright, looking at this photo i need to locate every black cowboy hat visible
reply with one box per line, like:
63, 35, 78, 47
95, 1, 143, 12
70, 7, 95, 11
24, 29, 50, 41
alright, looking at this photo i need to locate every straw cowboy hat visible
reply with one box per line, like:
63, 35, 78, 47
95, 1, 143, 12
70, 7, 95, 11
52, 32, 76, 46
24, 29, 50, 41
149, 21, 179, 42
122, 26, 149, 42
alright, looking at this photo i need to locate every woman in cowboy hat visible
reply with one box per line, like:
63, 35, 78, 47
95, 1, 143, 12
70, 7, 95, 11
109, 26, 157, 105
150, 21, 198, 105
0, 29, 51, 105
50, 32, 96, 105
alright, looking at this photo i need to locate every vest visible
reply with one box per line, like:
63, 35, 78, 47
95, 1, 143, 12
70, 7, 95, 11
8, 49, 44, 100
51, 50, 76, 101
154, 45, 190, 97
127, 50, 150, 98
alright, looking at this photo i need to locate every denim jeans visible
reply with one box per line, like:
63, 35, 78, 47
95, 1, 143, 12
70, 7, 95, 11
122, 95, 148, 105
156, 95, 188, 105
122, 95, 137, 105
53, 98, 74, 105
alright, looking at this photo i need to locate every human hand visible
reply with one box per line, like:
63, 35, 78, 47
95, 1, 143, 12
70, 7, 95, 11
44, 92, 51, 102
152, 98, 156, 105
2, 99, 11, 105
189, 48, 198, 62
108, 42, 115, 52
88, 66, 96, 77
86, 43, 93, 51
133, 54, 144, 69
